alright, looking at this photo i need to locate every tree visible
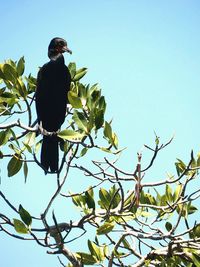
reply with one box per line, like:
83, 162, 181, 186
0, 57, 200, 267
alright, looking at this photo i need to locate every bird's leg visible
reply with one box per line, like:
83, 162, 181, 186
38, 121, 59, 136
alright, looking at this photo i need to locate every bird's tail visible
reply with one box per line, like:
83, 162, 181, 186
41, 135, 59, 173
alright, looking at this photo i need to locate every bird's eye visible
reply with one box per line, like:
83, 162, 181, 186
59, 41, 65, 46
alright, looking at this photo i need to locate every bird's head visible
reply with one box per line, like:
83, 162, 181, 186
48, 37, 72, 59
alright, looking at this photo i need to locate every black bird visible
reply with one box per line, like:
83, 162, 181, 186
35, 37, 72, 173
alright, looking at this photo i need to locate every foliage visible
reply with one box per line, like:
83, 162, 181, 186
0, 58, 200, 267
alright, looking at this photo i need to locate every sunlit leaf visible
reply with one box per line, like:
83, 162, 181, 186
58, 129, 85, 142
16, 56, 25, 76
175, 158, 186, 176
88, 240, 103, 261
73, 110, 88, 132
68, 62, 76, 78
193, 224, 200, 237
104, 121, 112, 140
191, 253, 200, 267
165, 184, 173, 203
73, 68, 87, 81
0, 129, 11, 146
76, 252, 97, 265
68, 91, 82, 108
97, 221, 115, 235
13, 219, 28, 234
3, 63, 18, 82
173, 183, 182, 202
98, 188, 110, 209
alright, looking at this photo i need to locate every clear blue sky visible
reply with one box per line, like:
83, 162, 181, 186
1, 1, 200, 266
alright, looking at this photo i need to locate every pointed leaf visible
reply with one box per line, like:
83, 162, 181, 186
165, 221, 172, 231
19, 205, 32, 227
16, 57, 25, 76
0, 129, 11, 146
58, 130, 85, 142
104, 121, 112, 140
73, 111, 88, 132
68, 62, 76, 78
79, 147, 88, 157
3, 63, 18, 82
85, 191, 95, 209
68, 91, 82, 108
7, 154, 22, 177
23, 161, 28, 183
97, 221, 115, 235
73, 68, 87, 81
95, 109, 104, 130
76, 252, 97, 265
13, 219, 28, 234
88, 240, 105, 261
191, 253, 200, 267
98, 188, 110, 209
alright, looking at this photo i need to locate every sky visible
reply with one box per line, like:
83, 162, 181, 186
1, 0, 200, 266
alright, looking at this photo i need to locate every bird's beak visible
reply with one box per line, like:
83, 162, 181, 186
63, 46, 72, 54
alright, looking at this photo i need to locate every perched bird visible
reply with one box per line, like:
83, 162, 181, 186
35, 37, 72, 173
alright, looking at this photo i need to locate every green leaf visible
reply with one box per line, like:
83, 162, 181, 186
122, 238, 131, 249
73, 68, 87, 81
194, 224, 200, 237
173, 183, 182, 202
68, 91, 82, 108
0, 64, 5, 79
97, 221, 115, 235
95, 109, 104, 130
155, 136, 160, 145
15, 78, 27, 97
13, 219, 28, 234
58, 129, 85, 142
175, 158, 186, 176
0, 129, 11, 146
85, 191, 95, 209
19, 205, 32, 227
0, 92, 18, 106
191, 253, 200, 267
104, 121, 112, 140
68, 62, 76, 78
98, 96, 106, 112
79, 147, 88, 157
76, 252, 97, 265
88, 240, 105, 262
197, 152, 200, 167
23, 161, 28, 183
109, 185, 121, 208
72, 110, 88, 132
98, 188, 111, 209
140, 191, 156, 205
3, 63, 18, 82
165, 184, 173, 203
187, 203, 197, 215
34, 140, 42, 154
16, 57, 25, 76
165, 221, 172, 231
23, 132, 36, 149
7, 154, 23, 177
71, 194, 86, 208
112, 132, 119, 149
